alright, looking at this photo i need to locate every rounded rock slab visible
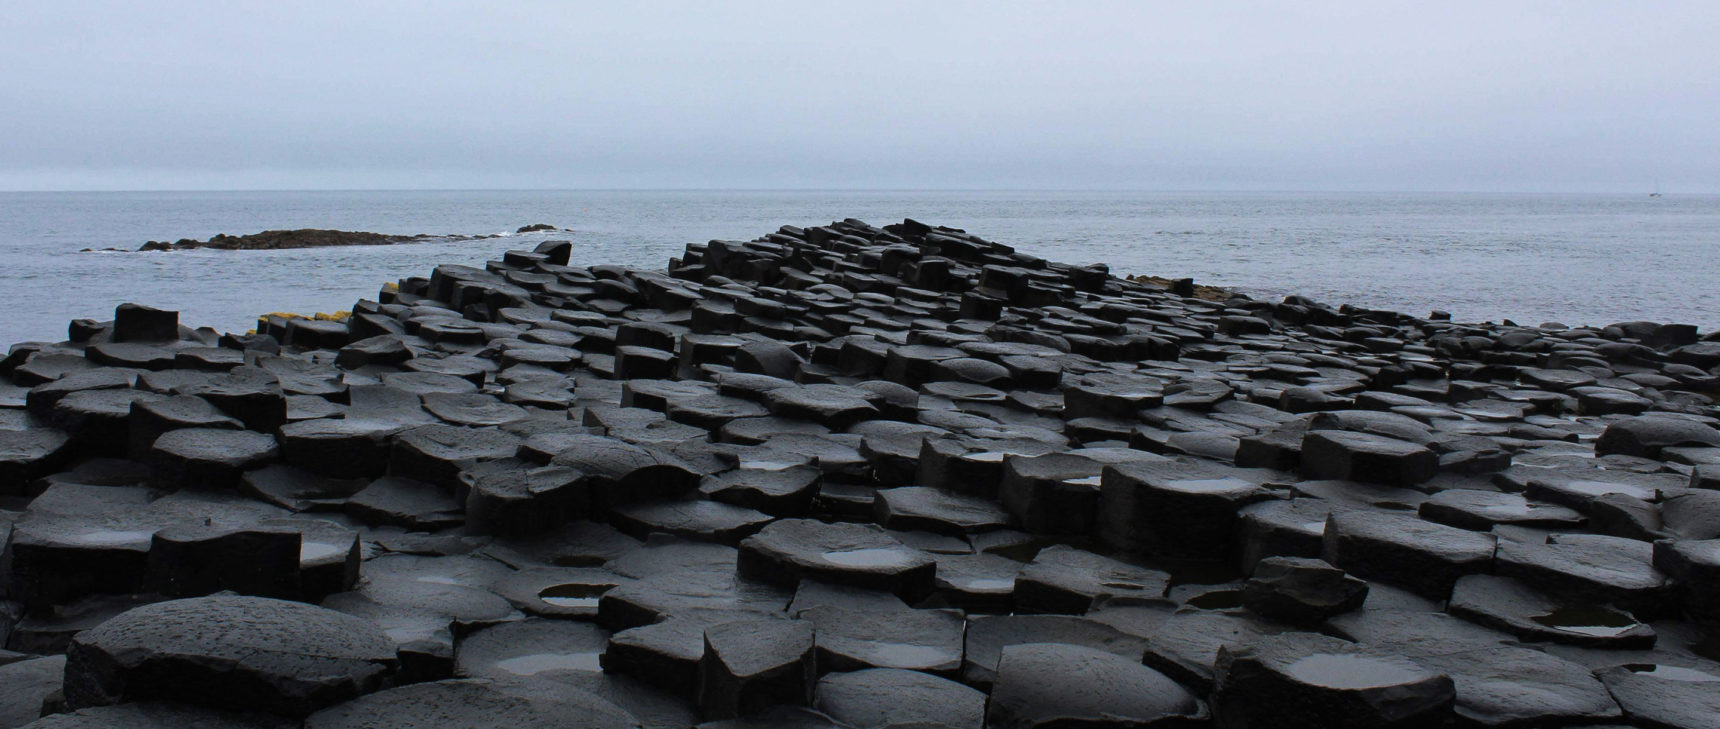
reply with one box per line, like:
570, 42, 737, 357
986, 642, 1204, 729
19, 702, 296, 729
1213, 632, 1454, 729
64, 595, 399, 717
813, 668, 986, 729
1595, 416, 1720, 459
303, 678, 637, 729
738, 519, 937, 602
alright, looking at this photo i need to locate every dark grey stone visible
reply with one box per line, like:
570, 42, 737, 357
987, 643, 1203, 729
1448, 574, 1655, 649
1014, 544, 1170, 614
698, 618, 814, 719
145, 428, 277, 494
1242, 556, 1368, 625
813, 669, 985, 729
64, 595, 397, 717
1302, 430, 1437, 487
738, 519, 936, 601
1596, 416, 1720, 458
1322, 509, 1495, 599
1099, 460, 1273, 560
302, 678, 635, 729
1213, 632, 1454, 729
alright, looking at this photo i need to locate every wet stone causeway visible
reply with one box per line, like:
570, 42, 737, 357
1, 218, 1720, 727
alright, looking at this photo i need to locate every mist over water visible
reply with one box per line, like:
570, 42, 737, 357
1, 189, 1716, 345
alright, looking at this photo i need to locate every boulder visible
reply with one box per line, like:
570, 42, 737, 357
64, 596, 398, 717
1242, 557, 1368, 625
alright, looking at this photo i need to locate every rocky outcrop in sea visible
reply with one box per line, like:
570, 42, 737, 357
117, 224, 568, 252
4, 217, 1720, 727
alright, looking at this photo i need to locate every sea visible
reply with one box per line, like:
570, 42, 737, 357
0, 190, 1716, 347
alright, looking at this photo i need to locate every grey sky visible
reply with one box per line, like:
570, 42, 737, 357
2, 1, 1715, 192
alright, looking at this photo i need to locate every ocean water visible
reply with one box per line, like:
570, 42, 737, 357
0, 190, 1716, 346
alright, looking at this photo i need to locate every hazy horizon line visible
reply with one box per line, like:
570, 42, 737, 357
2, 186, 1711, 196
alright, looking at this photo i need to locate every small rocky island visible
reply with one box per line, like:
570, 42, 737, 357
4, 218, 1720, 727
128, 224, 568, 252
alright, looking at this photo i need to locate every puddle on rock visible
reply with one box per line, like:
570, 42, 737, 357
965, 578, 1016, 592
493, 652, 604, 675
414, 575, 462, 585
1562, 480, 1653, 500
538, 583, 611, 609
1164, 478, 1252, 494
966, 452, 1006, 463
742, 460, 806, 471
70, 530, 154, 547
1186, 589, 1244, 610
1530, 606, 1642, 638
861, 643, 954, 667
1287, 653, 1425, 689
1623, 664, 1720, 682
1061, 476, 1103, 488
301, 542, 347, 562
822, 548, 918, 568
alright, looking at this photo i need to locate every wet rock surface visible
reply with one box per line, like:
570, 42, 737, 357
5, 217, 1720, 725
64, 595, 397, 716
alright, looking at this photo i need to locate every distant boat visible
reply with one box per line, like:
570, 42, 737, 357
1650, 180, 1663, 198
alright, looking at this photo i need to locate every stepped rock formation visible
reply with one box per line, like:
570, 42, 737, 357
4, 218, 1720, 727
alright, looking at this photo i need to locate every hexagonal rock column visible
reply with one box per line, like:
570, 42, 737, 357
813, 668, 986, 729
1652, 538, 1720, 620
1301, 430, 1437, 487
0, 428, 73, 494
738, 519, 937, 602
11, 702, 292, 728
388, 424, 520, 490
998, 453, 1106, 535
1596, 416, 1720, 458
463, 465, 590, 537
1241, 557, 1369, 626
871, 486, 1012, 536
698, 617, 815, 719
145, 522, 303, 598
112, 303, 180, 342
1596, 662, 1720, 729
985, 643, 1204, 729
64, 595, 398, 717
546, 434, 700, 508
303, 678, 637, 729
1322, 510, 1495, 600
1099, 461, 1273, 560
1013, 545, 1170, 614
1213, 633, 1455, 729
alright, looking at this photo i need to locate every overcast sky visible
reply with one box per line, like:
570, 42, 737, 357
2, 1, 1715, 192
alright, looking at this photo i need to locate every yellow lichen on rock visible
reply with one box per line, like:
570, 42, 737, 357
1125, 274, 1233, 302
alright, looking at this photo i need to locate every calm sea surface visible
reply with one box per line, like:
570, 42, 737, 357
0, 190, 1716, 345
